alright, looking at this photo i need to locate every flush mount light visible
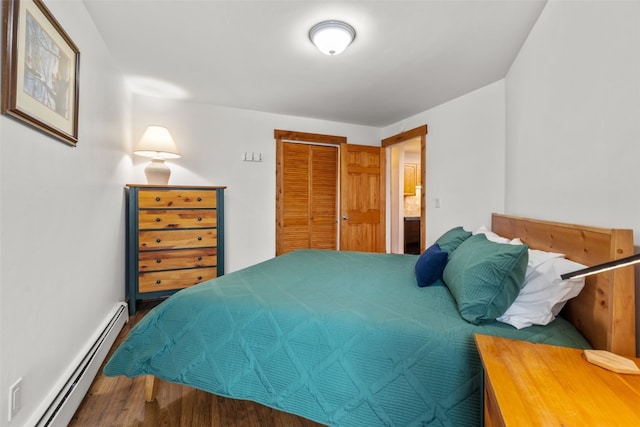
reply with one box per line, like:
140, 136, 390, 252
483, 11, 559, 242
309, 20, 356, 56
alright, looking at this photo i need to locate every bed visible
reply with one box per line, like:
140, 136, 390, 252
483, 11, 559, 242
104, 214, 636, 426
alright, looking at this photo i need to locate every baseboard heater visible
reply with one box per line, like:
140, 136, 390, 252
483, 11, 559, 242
35, 302, 128, 427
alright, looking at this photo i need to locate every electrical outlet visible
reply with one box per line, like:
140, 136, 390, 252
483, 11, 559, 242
8, 378, 22, 422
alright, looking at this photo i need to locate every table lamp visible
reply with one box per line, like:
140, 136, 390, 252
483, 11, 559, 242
134, 125, 181, 185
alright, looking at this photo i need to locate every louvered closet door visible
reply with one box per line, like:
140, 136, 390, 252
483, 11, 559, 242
277, 142, 338, 255
309, 145, 338, 249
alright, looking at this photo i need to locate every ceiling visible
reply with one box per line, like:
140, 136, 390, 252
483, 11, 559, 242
83, 0, 547, 127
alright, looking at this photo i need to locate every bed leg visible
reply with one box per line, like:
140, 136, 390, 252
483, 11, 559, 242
145, 375, 159, 402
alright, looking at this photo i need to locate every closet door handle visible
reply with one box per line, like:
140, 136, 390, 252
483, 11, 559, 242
342, 215, 349, 221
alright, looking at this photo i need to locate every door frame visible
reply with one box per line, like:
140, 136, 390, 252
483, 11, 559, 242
382, 125, 428, 253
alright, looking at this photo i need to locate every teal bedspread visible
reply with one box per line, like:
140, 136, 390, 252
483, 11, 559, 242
104, 250, 589, 426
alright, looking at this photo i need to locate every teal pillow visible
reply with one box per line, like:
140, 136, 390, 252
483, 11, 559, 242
435, 226, 472, 254
442, 234, 528, 324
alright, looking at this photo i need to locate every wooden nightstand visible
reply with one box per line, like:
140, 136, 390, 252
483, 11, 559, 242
475, 334, 640, 426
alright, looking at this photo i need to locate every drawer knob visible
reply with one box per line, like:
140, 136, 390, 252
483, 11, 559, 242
197, 236, 202, 241
197, 217, 202, 221
197, 197, 202, 202
156, 238, 161, 243
155, 197, 161, 202
155, 217, 161, 222
156, 258, 162, 263
197, 256, 202, 261
197, 276, 203, 280
156, 279, 162, 285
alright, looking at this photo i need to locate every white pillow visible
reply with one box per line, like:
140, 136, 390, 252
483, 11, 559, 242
472, 226, 586, 328
527, 248, 565, 268
497, 254, 586, 329
473, 225, 512, 244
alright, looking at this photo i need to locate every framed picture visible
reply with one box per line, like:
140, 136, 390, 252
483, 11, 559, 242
2, 0, 80, 146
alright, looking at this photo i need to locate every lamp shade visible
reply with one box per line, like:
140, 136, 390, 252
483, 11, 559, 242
309, 20, 356, 56
134, 126, 181, 159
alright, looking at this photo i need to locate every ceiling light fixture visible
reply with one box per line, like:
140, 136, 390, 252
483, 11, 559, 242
309, 20, 356, 56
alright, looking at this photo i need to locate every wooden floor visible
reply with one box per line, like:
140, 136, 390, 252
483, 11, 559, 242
70, 301, 325, 427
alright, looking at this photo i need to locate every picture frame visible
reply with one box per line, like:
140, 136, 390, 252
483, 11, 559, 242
2, 0, 80, 146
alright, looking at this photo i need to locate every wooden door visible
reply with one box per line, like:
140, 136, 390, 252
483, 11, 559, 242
340, 144, 386, 252
276, 141, 338, 255
309, 145, 339, 249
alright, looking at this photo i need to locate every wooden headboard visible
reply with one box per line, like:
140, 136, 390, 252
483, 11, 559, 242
491, 213, 636, 357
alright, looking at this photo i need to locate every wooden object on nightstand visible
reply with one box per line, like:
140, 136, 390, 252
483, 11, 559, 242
475, 334, 640, 427
125, 185, 226, 315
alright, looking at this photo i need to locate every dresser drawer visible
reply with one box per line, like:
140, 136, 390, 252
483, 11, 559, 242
138, 209, 217, 229
138, 189, 217, 209
139, 229, 217, 250
138, 267, 217, 293
139, 248, 217, 272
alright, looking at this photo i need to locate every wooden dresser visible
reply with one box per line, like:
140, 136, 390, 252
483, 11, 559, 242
125, 185, 226, 314
475, 334, 640, 426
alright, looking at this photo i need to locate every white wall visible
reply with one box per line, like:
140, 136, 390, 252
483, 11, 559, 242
131, 96, 381, 273
382, 80, 507, 245
505, 0, 640, 228
505, 0, 640, 354
389, 145, 403, 253
0, 1, 130, 424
